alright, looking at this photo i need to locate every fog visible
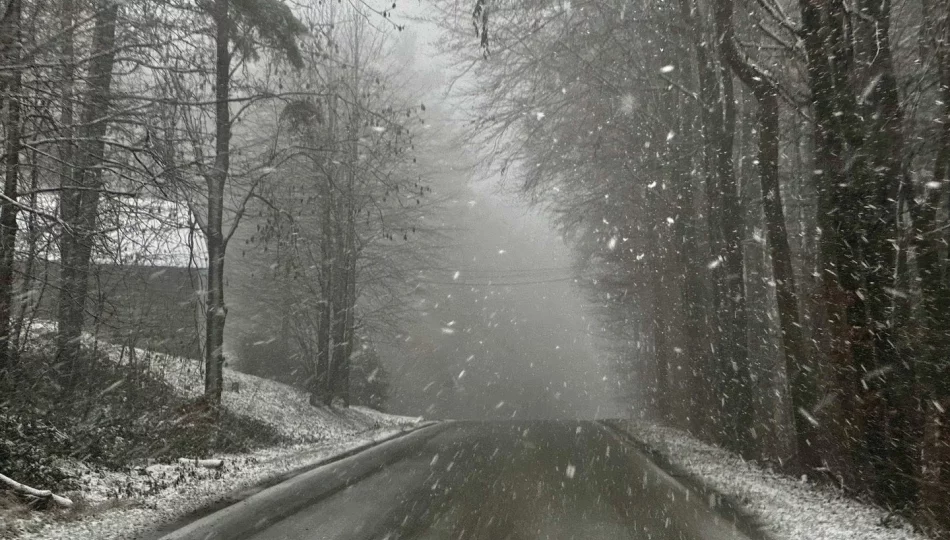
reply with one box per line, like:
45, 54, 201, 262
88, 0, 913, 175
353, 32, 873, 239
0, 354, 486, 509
377, 8, 622, 420
381, 177, 622, 420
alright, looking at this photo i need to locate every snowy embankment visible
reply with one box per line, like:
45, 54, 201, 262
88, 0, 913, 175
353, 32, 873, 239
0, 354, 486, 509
610, 420, 928, 540
4, 335, 424, 540
91, 338, 419, 443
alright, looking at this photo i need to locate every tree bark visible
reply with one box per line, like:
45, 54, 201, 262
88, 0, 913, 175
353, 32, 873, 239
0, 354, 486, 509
707, 43, 754, 457
795, 0, 862, 484
55, 2, 119, 378
916, 0, 950, 521
851, 0, 919, 506
676, 0, 729, 443
715, 0, 817, 470
204, 0, 231, 406
645, 185, 671, 421
0, 0, 23, 373
672, 152, 709, 433
9, 146, 39, 356
53, 0, 75, 367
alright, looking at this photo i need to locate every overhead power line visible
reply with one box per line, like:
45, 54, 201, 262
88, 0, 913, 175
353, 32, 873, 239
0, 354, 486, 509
440, 266, 576, 275
415, 276, 577, 287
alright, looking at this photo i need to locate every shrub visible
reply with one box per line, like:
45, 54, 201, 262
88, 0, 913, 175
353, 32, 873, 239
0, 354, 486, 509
0, 342, 285, 498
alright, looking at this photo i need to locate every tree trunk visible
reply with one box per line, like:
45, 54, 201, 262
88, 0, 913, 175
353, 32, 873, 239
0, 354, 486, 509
204, 0, 231, 406
916, 0, 950, 522
55, 2, 119, 379
9, 146, 39, 357
667, 84, 710, 434
0, 0, 23, 373
311, 172, 333, 405
645, 186, 671, 421
676, 0, 729, 443
338, 198, 357, 407
843, 0, 918, 505
756, 94, 818, 468
715, 0, 817, 470
53, 0, 75, 368
796, 0, 861, 484
328, 216, 347, 404
710, 57, 754, 457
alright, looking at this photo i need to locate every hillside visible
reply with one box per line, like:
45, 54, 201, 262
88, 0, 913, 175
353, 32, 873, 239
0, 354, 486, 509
0, 324, 422, 539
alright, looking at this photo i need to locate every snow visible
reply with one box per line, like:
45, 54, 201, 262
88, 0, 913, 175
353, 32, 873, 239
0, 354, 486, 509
90, 339, 421, 442
4, 324, 425, 540
17, 195, 206, 268
612, 419, 929, 540
6, 428, 423, 540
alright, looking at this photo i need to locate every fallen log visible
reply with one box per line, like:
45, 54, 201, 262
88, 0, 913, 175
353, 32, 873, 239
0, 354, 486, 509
0, 472, 74, 507
176, 458, 224, 469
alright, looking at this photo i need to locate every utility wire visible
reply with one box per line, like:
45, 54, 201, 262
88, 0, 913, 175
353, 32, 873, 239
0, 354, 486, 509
441, 266, 576, 274
414, 276, 577, 286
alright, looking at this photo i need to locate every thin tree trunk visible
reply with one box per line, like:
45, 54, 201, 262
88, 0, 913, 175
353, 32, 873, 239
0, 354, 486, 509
53, 0, 75, 368
311, 71, 339, 407
0, 0, 23, 373
646, 186, 671, 421
328, 211, 347, 404
916, 0, 950, 522
668, 86, 710, 434
204, 0, 230, 406
339, 190, 357, 408
311, 171, 333, 405
711, 57, 754, 457
10, 146, 39, 356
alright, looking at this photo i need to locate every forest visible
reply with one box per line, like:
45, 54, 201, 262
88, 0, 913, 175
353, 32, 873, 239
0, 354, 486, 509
0, 0, 435, 498
433, 0, 950, 532
2, 0, 950, 534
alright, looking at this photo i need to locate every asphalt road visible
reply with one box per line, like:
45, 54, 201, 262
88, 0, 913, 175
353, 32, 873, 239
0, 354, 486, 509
238, 421, 756, 540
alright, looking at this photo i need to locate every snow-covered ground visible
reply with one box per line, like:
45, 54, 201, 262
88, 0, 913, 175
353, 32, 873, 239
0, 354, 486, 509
3, 327, 425, 540
6, 428, 422, 540
611, 419, 929, 540
91, 337, 422, 443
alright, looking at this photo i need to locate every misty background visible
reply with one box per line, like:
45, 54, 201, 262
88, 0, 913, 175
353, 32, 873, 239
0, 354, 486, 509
218, 2, 624, 421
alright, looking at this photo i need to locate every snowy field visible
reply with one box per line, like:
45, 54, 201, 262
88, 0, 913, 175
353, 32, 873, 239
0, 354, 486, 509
612, 420, 929, 540
3, 327, 424, 540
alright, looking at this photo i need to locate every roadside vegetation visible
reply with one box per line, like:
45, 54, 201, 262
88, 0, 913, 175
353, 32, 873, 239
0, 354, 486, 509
0, 322, 417, 539
0, 0, 434, 521
1, 330, 284, 496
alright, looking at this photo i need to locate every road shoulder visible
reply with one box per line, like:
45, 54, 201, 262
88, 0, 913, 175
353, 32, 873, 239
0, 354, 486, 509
155, 422, 444, 540
8, 422, 437, 540
602, 419, 928, 540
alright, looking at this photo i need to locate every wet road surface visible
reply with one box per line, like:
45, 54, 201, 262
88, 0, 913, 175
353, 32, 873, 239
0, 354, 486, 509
245, 421, 756, 540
